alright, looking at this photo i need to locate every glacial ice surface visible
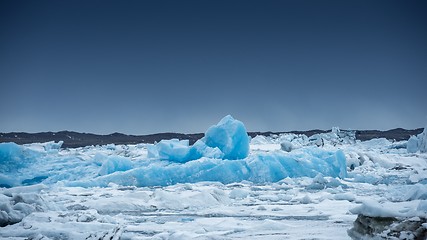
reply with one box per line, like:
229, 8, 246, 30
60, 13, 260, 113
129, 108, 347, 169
1, 118, 427, 239
67, 147, 347, 187
0, 116, 347, 188
98, 156, 133, 176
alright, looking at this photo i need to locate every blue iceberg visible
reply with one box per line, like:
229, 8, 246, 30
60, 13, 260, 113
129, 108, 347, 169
0, 142, 43, 187
149, 115, 249, 162
67, 147, 347, 187
154, 139, 196, 162
98, 156, 133, 176
406, 126, 427, 153
204, 115, 249, 160
0, 116, 348, 188
0, 142, 41, 173
147, 139, 223, 162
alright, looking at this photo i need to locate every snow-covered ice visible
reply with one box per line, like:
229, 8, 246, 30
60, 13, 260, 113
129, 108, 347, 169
1, 117, 427, 239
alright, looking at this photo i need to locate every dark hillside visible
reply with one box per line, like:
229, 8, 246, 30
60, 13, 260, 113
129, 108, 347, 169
0, 128, 423, 148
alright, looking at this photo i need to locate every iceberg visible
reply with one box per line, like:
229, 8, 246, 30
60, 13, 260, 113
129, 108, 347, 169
155, 139, 198, 163
407, 135, 419, 153
42, 141, 63, 152
0, 142, 26, 172
0, 142, 41, 173
419, 127, 427, 153
308, 127, 356, 146
0, 142, 99, 187
0, 116, 347, 188
406, 127, 427, 153
98, 156, 133, 176
150, 139, 224, 163
149, 115, 248, 162
203, 115, 249, 160
67, 147, 347, 187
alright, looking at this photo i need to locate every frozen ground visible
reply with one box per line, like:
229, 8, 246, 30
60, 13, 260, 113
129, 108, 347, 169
1, 117, 427, 239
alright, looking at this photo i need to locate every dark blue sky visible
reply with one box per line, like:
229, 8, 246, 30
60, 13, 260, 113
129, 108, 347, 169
1, 0, 426, 134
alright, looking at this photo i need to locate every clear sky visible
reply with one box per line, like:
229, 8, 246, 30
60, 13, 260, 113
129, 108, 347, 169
1, 0, 426, 134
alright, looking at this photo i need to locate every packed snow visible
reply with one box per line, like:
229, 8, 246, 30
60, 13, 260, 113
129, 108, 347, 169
1, 116, 426, 239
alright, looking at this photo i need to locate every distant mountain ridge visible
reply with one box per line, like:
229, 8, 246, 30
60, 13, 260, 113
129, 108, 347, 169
0, 128, 423, 148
